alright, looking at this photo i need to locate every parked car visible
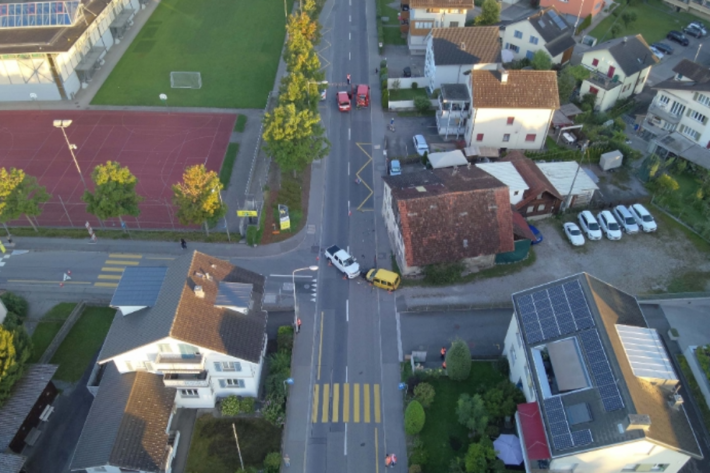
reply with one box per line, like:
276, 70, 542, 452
578, 210, 602, 241
667, 30, 689, 46
413, 134, 429, 156
651, 42, 674, 55
689, 21, 707, 36
403, 66, 412, 78
597, 210, 622, 240
389, 159, 402, 176
683, 25, 704, 38
649, 46, 664, 60
320, 89, 327, 101
629, 203, 657, 232
529, 224, 543, 245
612, 205, 640, 234
563, 222, 585, 246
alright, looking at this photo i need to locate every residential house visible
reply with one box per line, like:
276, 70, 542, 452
502, 151, 564, 219
640, 59, 710, 170
503, 273, 703, 472
424, 26, 500, 91
580, 35, 657, 112
400, 0, 474, 54
436, 83, 472, 139
539, 0, 605, 21
382, 166, 515, 275
70, 251, 268, 473
661, 0, 710, 23
536, 161, 598, 208
500, 7, 576, 65
464, 68, 559, 149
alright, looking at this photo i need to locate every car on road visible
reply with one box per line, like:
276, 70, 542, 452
325, 245, 360, 278
651, 42, 674, 55
629, 203, 657, 232
529, 224, 543, 244
683, 25, 704, 38
612, 205, 640, 234
403, 66, 412, 78
563, 222, 585, 246
320, 89, 327, 101
578, 210, 602, 240
361, 268, 401, 291
389, 159, 402, 176
413, 134, 429, 156
597, 210, 622, 240
667, 30, 689, 46
649, 46, 664, 60
689, 21, 707, 36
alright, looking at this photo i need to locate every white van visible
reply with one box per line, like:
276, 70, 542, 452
630, 203, 657, 232
612, 205, 640, 234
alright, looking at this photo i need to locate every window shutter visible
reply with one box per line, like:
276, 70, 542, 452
695, 92, 699, 102
219, 379, 226, 388
214, 362, 222, 372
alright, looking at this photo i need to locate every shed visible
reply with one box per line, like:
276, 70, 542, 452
428, 150, 468, 169
536, 162, 599, 208
599, 150, 623, 171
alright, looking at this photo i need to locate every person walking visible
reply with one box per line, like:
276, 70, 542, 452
180, 238, 187, 250
283, 454, 290, 467
346, 73, 351, 85
440, 346, 447, 360
391, 453, 397, 467
296, 318, 302, 333
385, 454, 392, 468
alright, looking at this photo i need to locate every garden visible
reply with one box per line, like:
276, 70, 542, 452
28, 302, 77, 363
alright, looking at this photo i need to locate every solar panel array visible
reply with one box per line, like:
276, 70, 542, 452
0, 1, 80, 29
547, 9, 568, 30
543, 397, 594, 451
516, 280, 595, 345
579, 329, 625, 412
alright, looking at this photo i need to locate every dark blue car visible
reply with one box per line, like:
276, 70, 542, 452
529, 225, 543, 245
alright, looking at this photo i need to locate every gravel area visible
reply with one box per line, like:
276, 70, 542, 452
399, 216, 710, 309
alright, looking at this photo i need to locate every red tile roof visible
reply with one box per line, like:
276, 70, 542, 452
502, 151, 562, 208
471, 70, 560, 109
518, 402, 551, 461
512, 210, 536, 241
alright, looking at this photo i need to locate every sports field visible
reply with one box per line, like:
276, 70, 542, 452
92, 0, 291, 109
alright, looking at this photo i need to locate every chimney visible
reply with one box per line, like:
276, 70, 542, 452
622, 36, 628, 44
194, 285, 205, 298
500, 66, 509, 84
621, 414, 652, 432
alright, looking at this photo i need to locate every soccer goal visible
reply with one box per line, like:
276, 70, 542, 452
170, 71, 202, 89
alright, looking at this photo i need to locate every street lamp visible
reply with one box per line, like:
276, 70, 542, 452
283, 377, 294, 391
212, 187, 231, 242
292, 266, 319, 328
53, 119, 87, 190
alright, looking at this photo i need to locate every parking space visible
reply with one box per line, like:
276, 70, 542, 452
383, 45, 425, 78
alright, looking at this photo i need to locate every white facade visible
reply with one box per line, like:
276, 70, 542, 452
503, 315, 536, 401
465, 107, 554, 149
408, 8, 468, 52
382, 183, 414, 275
501, 21, 565, 64
424, 34, 498, 91
476, 162, 529, 205
648, 88, 710, 148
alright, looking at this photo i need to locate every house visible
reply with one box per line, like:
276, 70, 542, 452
539, 0, 605, 21
476, 161, 529, 206
400, 0, 474, 54
500, 7, 576, 65
640, 59, 710, 170
436, 83, 471, 139
464, 68, 559, 149
424, 26, 500, 91
661, 0, 710, 24
0, 0, 140, 101
536, 161, 598, 208
70, 251, 268, 472
579, 35, 658, 112
502, 151, 563, 219
382, 166, 515, 275
503, 273, 703, 472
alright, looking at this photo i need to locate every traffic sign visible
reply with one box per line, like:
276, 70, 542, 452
237, 210, 258, 217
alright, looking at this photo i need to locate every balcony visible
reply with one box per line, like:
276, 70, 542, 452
163, 371, 210, 387
155, 353, 204, 373
587, 71, 623, 91
647, 102, 683, 125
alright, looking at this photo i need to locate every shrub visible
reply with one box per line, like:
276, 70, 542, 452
407, 374, 422, 393
221, 395, 241, 416
446, 339, 472, 381
496, 356, 510, 377
264, 452, 282, 473
485, 425, 500, 438
262, 394, 286, 426
277, 325, 294, 353
414, 96, 431, 114
409, 465, 422, 473
240, 397, 256, 414
269, 351, 292, 375
423, 262, 464, 285
246, 225, 259, 245
0, 292, 28, 321
409, 448, 428, 465
456, 393, 488, 434
236, 467, 258, 473
266, 371, 290, 399
382, 89, 389, 110
404, 400, 426, 435
413, 382, 435, 408
411, 82, 418, 89
380, 59, 387, 69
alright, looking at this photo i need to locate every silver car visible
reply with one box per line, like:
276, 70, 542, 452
413, 134, 429, 156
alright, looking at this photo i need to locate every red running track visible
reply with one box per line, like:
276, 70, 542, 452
0, 110, 236, 230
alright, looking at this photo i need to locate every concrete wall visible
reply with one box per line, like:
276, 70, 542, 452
387, 77, 430, 89
388, 98, 438, 111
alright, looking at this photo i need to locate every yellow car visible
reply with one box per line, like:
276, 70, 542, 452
363, 268, 401, 291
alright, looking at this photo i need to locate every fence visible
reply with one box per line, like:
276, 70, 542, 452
387, 77, 430, 89
388, 99, 438, 111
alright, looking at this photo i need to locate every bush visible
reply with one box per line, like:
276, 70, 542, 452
277, 325, 294, 353
262, 394, 286, 426
380, 59, 387, 69
1, 292, 28, 321
236, 467, 258, 473
409, 448, 428, 465
411, 82, 418, 89
414, 96, 431, 114
485, 425, 500, 438
457, 393, 488, 434
446, 339, 472, 381
382, 89, 389, 110
405, 400, 426, 435
409, 465, 422, 473
221, 395, 241, 416
266, 371, 290, 399
240, 397, 256, 413
246, 225, 259, 245
413, 382, 435, 408
264, 452, 282, 473
269, 351, 292, 375
423, 262, 464, 285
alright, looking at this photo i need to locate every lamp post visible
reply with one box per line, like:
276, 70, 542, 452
53, 119, 87, 190
213, 187, 231, 242
283, 377, 294, 391
292, 266, 318, 328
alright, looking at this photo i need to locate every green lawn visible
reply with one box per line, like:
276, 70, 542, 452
677, 355, 710, 433
185, 415, 281, 473
92, 0, 292, 108
589, 0, 699, 44
234, 115, 248, 132
28, 303, 77, 363
219, 143, 239, 188
389, 88, 428, 101
383, 26, 407, 46
50, 307, 116, 383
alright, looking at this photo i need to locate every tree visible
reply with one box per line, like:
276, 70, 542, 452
456, 393, 488, 434
530, 50, 553, 71
483, 381, 526, 423
557, 67, 577, 104
0, 325, 31, 407
620, 11, 637, 30
464, 437, 497, 473
263, 103, 330, 172
405, 400, 426, 435
446, 338, 472, 381
172, 164, 226, 235
653, 174, 680, 195
567, 64, 591, 82
610, 24, 622, 38
475, 0, 500, 26
83, 161, 142, 232
0, 167, 25, 237
414, 382, 436, 408
414, 95, 431, 114
0, 169, 50, 233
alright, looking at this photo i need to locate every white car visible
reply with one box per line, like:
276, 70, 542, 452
578, 210, 602, 241
597, 210, 622, 240
564, 222, 585, 246
629, 203, 657, 232
689, 21, 707, 36
612, 205, 640, 234
325, 245, 360, 278
320, 89, 327, 101
650, 46, 665, 60
413, 134, 430, 156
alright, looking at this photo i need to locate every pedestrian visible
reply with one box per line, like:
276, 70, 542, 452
296, 318, 302, 333
390, 117, 395, 126
391, 453, 397, 466
385, 454, 392, 468
442, 361, 447, 370
180, 238, 187, 250
376, 67, 379, 74
440, 346, 447, 360
283, 454, 290, 467
346, 73, 351, 85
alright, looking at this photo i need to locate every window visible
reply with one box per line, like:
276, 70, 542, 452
591, 58, 599, 67
651, 465, 669, 472
514, 30, 523, 39
220, 379, 246, 388
506, 117, 515, 125
527, 206, 534, 213
622, 84, 630, 92
662, 122, 677, 132
621, 464, 638, 471
525, 134, 536, 142
476, 133, 484, 141
449, 21, 459, 27
589, 86, 599, 95
622, 466, 669, 472
503, 133, 510, 142
178, 344, 199, 356
688, 109, 708, 125
214, 361, 242, 372
181, 389, 199, 398
157, 343, 172, 353
513, 190, 520, 196
415, 21, 433, 29
680, 123, 701, 141
695, 92, 710, 107
506, 43, 520, 53
509, 346, 517, 364
526, 50, 534, 60
658, 94, 670, 105
538, 204, 546, 211
670, 101, 686, 116
529, 35, 539, 45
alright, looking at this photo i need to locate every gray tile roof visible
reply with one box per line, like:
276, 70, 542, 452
430, 27, 501, 66
512, 273, 702, 459
586, 34, 658, 76
110, 266, 168, 308
525, 7, 575, 58
653, 60, 710, 93
99, 251, 267, 363
0, 453, 26, 473
0, 364, 58, 451
440, 83, 470, 101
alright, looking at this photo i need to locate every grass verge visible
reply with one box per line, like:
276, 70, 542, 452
389, 88, 428, 101
185, 415, 281, 473
396, 110, 437, 117
219, 143, 240, 188
50, 307, 116, 383
383, 26, 407, 46
677, 354, 710, 434
28, 303, 77, 363
234, 115, 248, 132
6, 227, 237, 243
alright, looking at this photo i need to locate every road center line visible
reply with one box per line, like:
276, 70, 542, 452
349, 51, 351, 60
348, 128, 351, 141
349, 14, 351, 21
345, 365, 348, 383
346, 299, 349, 322
349, 32, 351, 40
375, 428, 379, 473
318, 311, 324, 380
348, 161, 350, 175
344, 423, 348, 455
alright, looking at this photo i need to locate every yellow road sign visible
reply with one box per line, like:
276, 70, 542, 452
0, 241, 5, 254
237, 210, 257, 217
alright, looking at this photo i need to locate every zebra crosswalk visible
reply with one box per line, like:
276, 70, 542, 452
311, 383, 381, 424
95, 253, 142, 287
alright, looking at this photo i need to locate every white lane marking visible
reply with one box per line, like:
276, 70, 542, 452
348, 161, 350, 176
269, 274, 313, 278
349, 51, 351, 60
344, 423, 348, 455
349, 14, 351, 22
395, 298, 403, 362
346, 299, 349, 322
349, 32, 351, 40
348, 128, 351, 140
345, 365, 348, 382
347, 245, 350, 254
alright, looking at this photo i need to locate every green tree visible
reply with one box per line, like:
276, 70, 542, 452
610, 24, 622, 38
482, 381, 526, 423
653, 174, 680, 195
172, 164, 226, 235
264, 452, 282, 473
531, 50, 553, 70
8, 173, 50, 232
557, 67, 577, 104
263, 103, 330, 172
456, 393, 488, 434
413, 382, 436, 408
0, 325, 31, 407
221, 395, 241, 416
620, 11, 637, 30
414, 96, 431, 114
0, 167, 26, 237
405, 400, 426, 435
464, 437, 497, 473
82, 161, 142, 232
446, 338, 472, 381
567, 64, 591, 82
475, 0, 500, 26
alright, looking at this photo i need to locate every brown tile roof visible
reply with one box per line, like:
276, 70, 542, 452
501, 151, 562, 209
430, 27, 501, 66
511, 209, 536, 241
383, 167, 514, 267
471, 70, 560, 109
410, 0, 474, 8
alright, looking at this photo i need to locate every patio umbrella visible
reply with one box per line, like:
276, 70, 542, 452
493, 434, 524, 466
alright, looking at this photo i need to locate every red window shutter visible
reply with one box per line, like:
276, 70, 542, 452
476, 133, 484, 141
525, 134, 536, 142
507, 117, 515, 125
592, 58, 599, 67
607, 65, 615, 78
589, 86, 599, 95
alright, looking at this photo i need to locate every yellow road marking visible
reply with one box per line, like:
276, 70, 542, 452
355, 142, 374, 211
322, 384, 330, 423
343, 383, 350, 423
8, 279, 91, 285
374, 384, 381, 424
333, 383, 340, 423
109, 253, 142, 259
312, 384, 319, 424
375, 427, 379, 473
354, 383, 360, 423
101, 267, 125, 272
105, 260, 140, 266
145, 257, 175, 260
98, 275, 122, 280
94, 282, 119, 288
364, 383, 371, 423
318, 311, 324, 380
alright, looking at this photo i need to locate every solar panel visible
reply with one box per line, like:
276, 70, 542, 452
533, 290, 549, 302
547, 408, 567, 425
571, 429, 593, 447
0, 1, 79, 29
575, 317, 595, 330
544, 396, 563, 411
541, 322, 561, 340
558, 319, 577, 335
550, 421, 570, 437
548, 10, 568, 30
602, 394, 625, 412
526, 330, 544, 344
552, 433, 574, 450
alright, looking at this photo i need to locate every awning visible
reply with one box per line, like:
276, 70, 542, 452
518, 402, 550, 461
547, 339, 588, 392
